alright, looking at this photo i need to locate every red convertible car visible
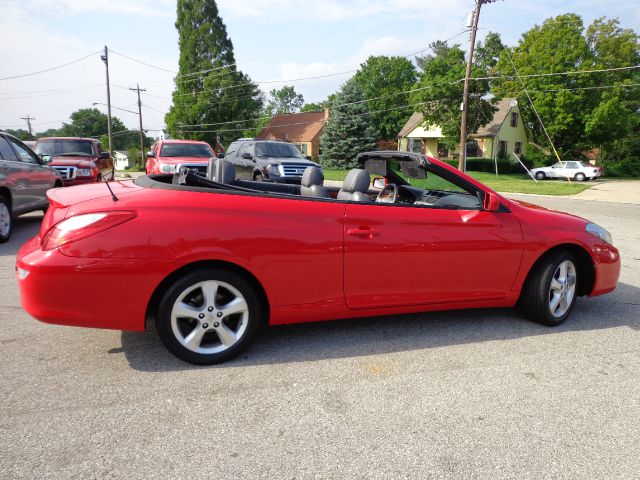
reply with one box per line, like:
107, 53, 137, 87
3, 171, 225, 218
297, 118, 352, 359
16, 152, 620, 364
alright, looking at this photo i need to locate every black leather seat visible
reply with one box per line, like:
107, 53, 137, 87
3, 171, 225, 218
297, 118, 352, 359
207, 158, 236, 184
300, 167, 330, 198
337, 169, 373, 202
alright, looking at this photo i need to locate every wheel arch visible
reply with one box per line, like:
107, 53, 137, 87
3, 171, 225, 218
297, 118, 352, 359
145, 259, 270, 330
0, 186, 12, 206
521, 243, 595, 298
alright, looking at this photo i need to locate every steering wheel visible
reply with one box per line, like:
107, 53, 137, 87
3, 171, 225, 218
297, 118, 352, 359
376, 183, 398, 203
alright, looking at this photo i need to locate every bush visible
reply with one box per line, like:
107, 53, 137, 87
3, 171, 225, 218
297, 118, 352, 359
442, 156, 533, 174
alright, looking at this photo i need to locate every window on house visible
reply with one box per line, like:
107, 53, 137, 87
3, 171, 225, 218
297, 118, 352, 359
409, 138, 422, 153
498, 140, 508, 158
514, 142, 522, 155
510, 112, 519, 128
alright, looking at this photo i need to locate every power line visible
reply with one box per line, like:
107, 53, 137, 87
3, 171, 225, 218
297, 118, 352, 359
109, 49, 177, 74
0, 51, 101, 81
470, 64, 640, 82
0, 83, 105, 101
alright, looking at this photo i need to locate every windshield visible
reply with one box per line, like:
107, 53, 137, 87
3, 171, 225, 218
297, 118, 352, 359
256, 142, 304, 158
35, 139, 94, 158
388, 160, 468, 194
160, 143, 212, 158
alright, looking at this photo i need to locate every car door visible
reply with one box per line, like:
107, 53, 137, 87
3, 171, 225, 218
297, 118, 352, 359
343, 171, 524, 309
7, 136, 53, 211
235, 141, 255, 179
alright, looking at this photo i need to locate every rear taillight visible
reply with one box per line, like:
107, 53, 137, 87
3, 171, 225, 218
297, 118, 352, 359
41, 211, 137, 251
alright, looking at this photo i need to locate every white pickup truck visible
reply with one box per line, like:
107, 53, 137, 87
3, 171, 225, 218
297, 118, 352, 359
530, 161, 604, 181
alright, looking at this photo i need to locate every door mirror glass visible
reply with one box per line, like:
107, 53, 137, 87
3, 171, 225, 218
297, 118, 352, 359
242, 152, 253, 160
217, 152, 225, 159
146, 151, 154, 158
99, 152, 110, 160
372, 176, 386, 189
483, 192, 500, 212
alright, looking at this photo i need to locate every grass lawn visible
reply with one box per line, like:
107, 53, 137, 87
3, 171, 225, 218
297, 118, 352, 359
323, 169, 594, 196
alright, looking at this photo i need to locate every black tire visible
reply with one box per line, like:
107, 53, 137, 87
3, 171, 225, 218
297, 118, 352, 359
253, 172, 264, 182
156, 269, 263, 365
574, 172, 586, 182
0, 195, 12, 244
520, 250, 579, 327
535, 171, 546, 180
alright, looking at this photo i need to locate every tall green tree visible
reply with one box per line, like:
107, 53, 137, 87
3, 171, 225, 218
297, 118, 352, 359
354, 55, 417, 140
266, 85, 304, 114
319, 78, 377, 169
165, 0, 263, 145
412, 41, 496, 150
492, 14, 640, 158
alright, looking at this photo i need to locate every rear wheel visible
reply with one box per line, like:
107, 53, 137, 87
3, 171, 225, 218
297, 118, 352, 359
0, 195, 11, 243
535, 172, 546, 180
156, 269, 263, 364
574, 172, 586, 182
520, 251, 578, 326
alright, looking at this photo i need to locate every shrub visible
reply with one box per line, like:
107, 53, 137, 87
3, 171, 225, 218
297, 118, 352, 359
442, 156, 533, 174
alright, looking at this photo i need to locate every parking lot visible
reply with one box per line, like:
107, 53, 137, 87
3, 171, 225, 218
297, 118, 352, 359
1, 194, 639, 479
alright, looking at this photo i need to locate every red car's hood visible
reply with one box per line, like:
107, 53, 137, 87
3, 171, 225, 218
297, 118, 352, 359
156, 157, 210, 165
48, 156, 95, 168
509, 197, 589, 225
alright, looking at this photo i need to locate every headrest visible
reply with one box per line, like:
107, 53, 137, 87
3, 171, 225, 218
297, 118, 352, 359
301, 166, 324, 187
342, 169, 370, 193
214, 159, 236, 184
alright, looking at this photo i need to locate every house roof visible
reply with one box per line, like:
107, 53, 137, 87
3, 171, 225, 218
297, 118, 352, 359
397, 98, 518, 138
397, 112, 425, 138
257, 111, 326, 142
471, 98, 517, 137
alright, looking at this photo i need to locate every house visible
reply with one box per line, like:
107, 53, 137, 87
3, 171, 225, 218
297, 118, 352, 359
397, 98, 528, 160
113, 151, 129, 170
257, 110, 328, 160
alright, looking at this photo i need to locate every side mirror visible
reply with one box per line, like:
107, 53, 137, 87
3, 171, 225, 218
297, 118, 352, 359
217, 152, 225, 159
146, 151, 154, 158
242, 152, 253, 160
483, 191, 500, 212
372, 176, 387, 189
99, 152, 110, 160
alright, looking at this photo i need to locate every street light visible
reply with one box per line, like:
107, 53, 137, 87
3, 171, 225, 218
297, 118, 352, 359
92, 102, 139, 116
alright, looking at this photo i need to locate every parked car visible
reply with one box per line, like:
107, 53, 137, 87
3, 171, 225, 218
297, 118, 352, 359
34, 137, 114, 186
17, 151, 620, 364
224, 138, 320, 183
146, 139, 215, 176
0, 131, 62, 243
531, 161, 603, 181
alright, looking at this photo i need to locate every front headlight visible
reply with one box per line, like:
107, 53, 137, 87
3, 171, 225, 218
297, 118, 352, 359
159, 163, 176, 174
586, 223, 613, 245
267, 164, 282, 176
76, 168, 93, 177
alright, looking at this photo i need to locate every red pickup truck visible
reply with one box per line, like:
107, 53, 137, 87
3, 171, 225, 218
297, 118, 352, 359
146, 139, 217, 176
34, 137, 114, 186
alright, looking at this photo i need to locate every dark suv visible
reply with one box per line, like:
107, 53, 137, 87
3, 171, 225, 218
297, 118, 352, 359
224, 139, 320, 183
0, 132, 62, 243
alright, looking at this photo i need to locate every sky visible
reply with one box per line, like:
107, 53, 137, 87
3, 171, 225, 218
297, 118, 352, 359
0, 0, 639, 137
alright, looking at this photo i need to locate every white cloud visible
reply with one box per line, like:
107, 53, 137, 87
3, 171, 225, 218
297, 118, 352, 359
218, 0, 467, 21
21, 0, 174, 17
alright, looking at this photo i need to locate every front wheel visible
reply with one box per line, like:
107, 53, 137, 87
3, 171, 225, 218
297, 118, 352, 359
156, 269, 263, 364
0, 195, 12, 243
520, 251, 578, 326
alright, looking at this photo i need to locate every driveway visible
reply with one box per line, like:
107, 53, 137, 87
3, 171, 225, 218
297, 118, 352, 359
2, 196, 638, 479
571, 180, 640, 204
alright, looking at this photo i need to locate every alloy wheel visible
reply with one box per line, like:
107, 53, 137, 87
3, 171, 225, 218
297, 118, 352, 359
548, 260, 577, 318
170, 280, 249, 354
0, 202, 10, 237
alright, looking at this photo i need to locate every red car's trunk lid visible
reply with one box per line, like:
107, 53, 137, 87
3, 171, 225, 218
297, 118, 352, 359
40, 180, 143, 238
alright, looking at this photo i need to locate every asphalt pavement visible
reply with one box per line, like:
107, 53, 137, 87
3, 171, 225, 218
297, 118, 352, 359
1, 196, 639, 479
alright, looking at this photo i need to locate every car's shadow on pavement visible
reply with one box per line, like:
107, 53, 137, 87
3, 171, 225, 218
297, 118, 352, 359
120, 282, 640, 372
0, 213, 42, 259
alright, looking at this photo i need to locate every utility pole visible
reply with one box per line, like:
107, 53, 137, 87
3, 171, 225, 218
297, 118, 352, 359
101, 46, 113, 156
458, 0, 495, 172
21, 115, 35, 139
129, 84, 147, 169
